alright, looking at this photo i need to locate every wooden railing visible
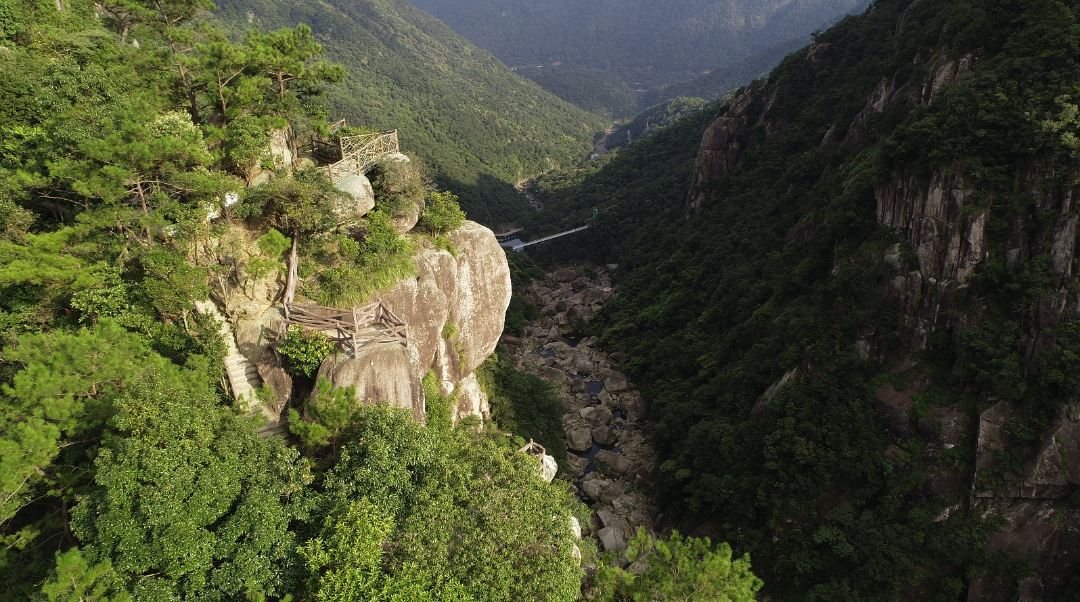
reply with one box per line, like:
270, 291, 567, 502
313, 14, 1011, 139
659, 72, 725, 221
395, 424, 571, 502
283, 300, 407, 355
318, 130, 400, 183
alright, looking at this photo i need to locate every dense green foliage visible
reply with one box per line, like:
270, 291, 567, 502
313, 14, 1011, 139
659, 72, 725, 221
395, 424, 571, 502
277, 324, 337, 377
522, 0, 1080, 598
603, 97, 710, 152
591, 529, 763, 602
211, 0, 609, 225
0, 0, 596, 598
477, 351, 568, 469
71, 374, 308, 601
409, 0, 867, 88
301, 401, 585, 602
519, 68, 639, 119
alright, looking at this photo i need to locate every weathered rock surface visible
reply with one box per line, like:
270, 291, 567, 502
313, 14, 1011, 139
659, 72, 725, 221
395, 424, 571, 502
595, 450, 632, 477
256, 348, 292, 415
315, 342, 424, 422
390, 202, 421, 235
565, 425, 594, 452
364, 220, 511, 422
604, 371, 628, 393
967, 501, 1080, 602
332, 174, 376, 223
686, 90, 755, 214
592, 426, 618, 446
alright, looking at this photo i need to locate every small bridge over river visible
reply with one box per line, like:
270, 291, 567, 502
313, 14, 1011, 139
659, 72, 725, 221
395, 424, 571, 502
315, 127, 400, 183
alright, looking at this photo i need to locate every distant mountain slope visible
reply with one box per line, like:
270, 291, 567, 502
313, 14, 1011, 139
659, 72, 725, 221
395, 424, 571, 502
407, 0, 869, 89
213, 0, 607, 225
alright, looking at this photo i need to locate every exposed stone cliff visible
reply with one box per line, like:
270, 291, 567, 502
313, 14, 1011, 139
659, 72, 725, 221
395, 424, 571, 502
315, 220, 512, 423
203, 220, 511, 427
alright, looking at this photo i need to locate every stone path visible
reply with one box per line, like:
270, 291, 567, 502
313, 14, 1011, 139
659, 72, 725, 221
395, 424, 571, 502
194, 300, 263, 408
503, 266, 657, 558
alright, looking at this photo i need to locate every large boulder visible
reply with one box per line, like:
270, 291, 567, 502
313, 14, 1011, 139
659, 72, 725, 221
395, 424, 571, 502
566, 454, 589, 477
452, 372, 490, 424
592, 426, 618, 446
604, 371, 629, 393
314, 342, 424, 422
390, 201, 421, 234
595, 450, 632, 477
566, 425, 594, 452
378, 221, 512, 423
332, 174, 376, 224
256, 348, 292, 416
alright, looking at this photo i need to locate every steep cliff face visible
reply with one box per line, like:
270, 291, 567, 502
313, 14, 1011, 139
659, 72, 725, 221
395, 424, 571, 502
316, 220, 512, 423
205, 220, 511, 426
685, 90, 756, 215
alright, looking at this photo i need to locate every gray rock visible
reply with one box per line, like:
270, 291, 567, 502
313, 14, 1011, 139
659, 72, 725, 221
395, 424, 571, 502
609, 351, 631, 364
581, 405, 612, 427
553, 269, 584, 283
566, 425, 594, 452
572, 356, 595, 374
332, 174, 375, 223
569, 378, 587, 394
567, 305, 594, 331
547, 325, 561, 341
600, 482, 626, 504
541, 367, 568, 382
566, 454, 589, 477
595, 450, 633, 477
626, 395, 650, 423
604, 371, 629, 393
598, 525, 629, 553
596, 508, 619, 527
390, 202, 421, 234
256, 347, 292, 415
581, 479, 609, 501
592, 426, 618, 446
315, 343, 424, 422
539, 454, 558, 483
596, 390, 613, 405
582, 288, 607, 306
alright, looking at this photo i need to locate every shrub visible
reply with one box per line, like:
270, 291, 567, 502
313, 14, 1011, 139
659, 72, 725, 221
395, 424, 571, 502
368, 156, 428, 216
419, 190, 466, 236
276, 324, 338, 377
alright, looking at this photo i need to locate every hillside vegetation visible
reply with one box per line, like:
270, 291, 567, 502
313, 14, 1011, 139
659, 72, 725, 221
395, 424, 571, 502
211, 0, 607, 225
408, 0, 869, 90
525, 0, 1080, 599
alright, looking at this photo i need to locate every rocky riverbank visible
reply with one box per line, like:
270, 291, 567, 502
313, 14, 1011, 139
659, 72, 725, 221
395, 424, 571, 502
502, 266, 657, 557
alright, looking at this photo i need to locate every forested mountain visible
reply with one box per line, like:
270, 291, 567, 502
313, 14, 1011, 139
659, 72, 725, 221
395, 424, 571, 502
209, 0, 607, 225
525, 0, 1080, 599
0, 0, 766, 598
408, 0, 868, 91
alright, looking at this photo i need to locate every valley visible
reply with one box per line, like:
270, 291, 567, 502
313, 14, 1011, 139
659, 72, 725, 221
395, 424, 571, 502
4, 0, 1080, 599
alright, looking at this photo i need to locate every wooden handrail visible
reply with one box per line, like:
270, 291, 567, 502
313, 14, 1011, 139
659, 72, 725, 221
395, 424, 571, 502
282, 299, 407, 355
318, 130, 399, 183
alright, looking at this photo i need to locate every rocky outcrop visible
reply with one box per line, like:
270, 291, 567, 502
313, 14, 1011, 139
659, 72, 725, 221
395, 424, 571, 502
967, 501, 1080, 602
332, 174, 376, 224
320, 220, 511, 423
685, 89, 756, 215
316, 341, 425, 422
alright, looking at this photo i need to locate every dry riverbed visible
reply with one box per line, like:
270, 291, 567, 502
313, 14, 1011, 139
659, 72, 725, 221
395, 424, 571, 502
501, 265, 657, 557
